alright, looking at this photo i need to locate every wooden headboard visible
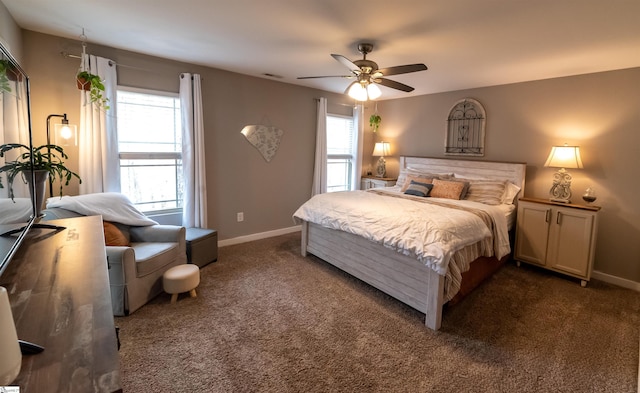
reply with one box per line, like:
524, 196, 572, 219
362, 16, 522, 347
400, 156, 527, 196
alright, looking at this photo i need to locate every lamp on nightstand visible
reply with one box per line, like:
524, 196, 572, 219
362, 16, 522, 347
544, 143, 583, 203
372, 142, 391, 178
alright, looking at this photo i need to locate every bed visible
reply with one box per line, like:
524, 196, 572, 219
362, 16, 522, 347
294, 156, 526, 330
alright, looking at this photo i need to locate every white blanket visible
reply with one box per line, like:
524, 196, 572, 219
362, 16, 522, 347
0, 198, 33, 224
46, 193, 157, 226
293, 189, 510, 277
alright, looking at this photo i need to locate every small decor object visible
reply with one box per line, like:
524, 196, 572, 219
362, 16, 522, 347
372, 141, 391, 177
0, 143, 82, 214
0, 286, 21, 386
240, 124, 284, 162
76, 70, 110, 110
544, 143, 583, 203
582, 187, 597, 204
445, 98, 486, 156
369, 113, 381, 132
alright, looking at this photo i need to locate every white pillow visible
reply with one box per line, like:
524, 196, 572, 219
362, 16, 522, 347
501, 182, 522, 205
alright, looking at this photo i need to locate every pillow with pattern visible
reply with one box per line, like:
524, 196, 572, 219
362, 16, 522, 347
430, 179, 466, 200
401, 175, 434, 192
465, 180, 507, 205
403, 180, 434, 197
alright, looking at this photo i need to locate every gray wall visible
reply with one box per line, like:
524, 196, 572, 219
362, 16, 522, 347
367, 68, 640, 283
14, 29, 640, 285
0, 1, 22, 60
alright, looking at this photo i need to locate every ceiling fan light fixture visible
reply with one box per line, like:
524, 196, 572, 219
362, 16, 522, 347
348, 82, 369, 101
366, 83, 381, 100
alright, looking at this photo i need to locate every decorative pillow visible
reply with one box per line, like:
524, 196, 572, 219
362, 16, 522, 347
448, 179, 471, 199
400, 175, 433, 192
430, 179, 466, 200
404, 181, 434, 197
465, 180, 507, 205
501, 182, 522, 205
396, 168, 451, 188
103, 221, 130, 246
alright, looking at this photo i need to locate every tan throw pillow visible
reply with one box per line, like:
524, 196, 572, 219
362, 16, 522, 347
431, 179, 466, 200
103, 221, 130, 246
401, 175, 433, 192
465, 180, 507, 205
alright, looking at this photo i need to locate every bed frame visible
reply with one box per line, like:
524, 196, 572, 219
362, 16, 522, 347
300, 156, 526, 330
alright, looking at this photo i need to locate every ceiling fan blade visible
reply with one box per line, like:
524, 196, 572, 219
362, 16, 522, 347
297, 75, 354, 80
331, 54, 361, 74
376, 78, 415, 92
377, 63, 428, 76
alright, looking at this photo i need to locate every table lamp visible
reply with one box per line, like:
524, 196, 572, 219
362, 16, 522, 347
543, 143, 583, 203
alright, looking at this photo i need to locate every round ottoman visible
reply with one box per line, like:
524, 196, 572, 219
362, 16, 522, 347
163, 264, 200, 304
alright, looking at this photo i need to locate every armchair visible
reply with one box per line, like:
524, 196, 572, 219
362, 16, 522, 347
41, 193, 187, 316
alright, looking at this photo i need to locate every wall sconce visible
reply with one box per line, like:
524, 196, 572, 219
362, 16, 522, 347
543, 143, 583, 203
372, 142, 391, 177
46, 113, 77, 197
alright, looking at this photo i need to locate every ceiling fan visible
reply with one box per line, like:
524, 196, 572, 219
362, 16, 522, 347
298, 43, 428, 100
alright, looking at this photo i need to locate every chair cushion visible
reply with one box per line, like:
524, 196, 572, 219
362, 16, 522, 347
132, 242, 180, 277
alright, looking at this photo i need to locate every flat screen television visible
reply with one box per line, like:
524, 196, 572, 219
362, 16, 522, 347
0, 39, 37, 278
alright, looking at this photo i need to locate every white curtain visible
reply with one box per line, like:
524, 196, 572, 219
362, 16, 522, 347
352, 104, 364, 190
180, 73, 207, 228
0, 77, 30, 198
78, 54, 119, 194
311, 97, 327, 196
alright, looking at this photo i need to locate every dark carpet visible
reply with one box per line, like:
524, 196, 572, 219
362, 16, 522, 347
116, 232, 639, 393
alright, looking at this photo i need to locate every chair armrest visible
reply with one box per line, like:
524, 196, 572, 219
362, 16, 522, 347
130, 225, 185, 243
106, 246, 136, 286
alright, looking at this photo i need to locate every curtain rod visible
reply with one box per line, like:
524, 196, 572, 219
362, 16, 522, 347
61, 51, 150, 72
314, 98, 369, 108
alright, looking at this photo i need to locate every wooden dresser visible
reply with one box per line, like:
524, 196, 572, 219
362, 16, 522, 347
0, 215, 122, 393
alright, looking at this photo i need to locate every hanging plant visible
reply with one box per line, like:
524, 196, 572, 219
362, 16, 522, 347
369, 114, 381, 132
76, 70, 110, 110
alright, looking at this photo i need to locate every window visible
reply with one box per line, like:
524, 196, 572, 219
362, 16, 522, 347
116, 88, 183, 213
326, 114, 357, 192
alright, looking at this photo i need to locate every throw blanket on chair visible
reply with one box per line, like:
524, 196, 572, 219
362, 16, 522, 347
46, 192, 158, 226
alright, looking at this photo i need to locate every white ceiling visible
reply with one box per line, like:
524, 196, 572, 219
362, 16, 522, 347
4, 0, 640, 100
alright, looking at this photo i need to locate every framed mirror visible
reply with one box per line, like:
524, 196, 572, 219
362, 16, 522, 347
0, 39, 37, 277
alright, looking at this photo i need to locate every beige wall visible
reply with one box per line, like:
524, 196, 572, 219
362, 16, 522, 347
18, 30, 640, 284
21, 31, 352, 240
0, 1, 22, 60
368, 68, 640, 283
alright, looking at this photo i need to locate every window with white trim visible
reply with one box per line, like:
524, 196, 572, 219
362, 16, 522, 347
326, 114, 357, 192
116, 88, 183, 213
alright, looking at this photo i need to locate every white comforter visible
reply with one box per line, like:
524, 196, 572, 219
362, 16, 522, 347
293, 189, 511, 278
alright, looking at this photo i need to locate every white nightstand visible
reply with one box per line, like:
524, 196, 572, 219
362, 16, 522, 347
361, 176, 397, 190
514, 197, 600, 287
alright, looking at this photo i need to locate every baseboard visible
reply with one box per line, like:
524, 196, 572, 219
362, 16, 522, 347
218, 225, 301, 247
591, 270, 640, 292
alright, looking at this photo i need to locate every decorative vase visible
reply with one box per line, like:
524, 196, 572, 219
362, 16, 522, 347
26, 169, 49, 218
76, 76, 91, 91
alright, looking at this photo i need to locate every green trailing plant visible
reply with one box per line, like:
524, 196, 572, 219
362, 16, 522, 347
369, 113, 381, 132
0, 143, 82, 200
76, 70, 110, 110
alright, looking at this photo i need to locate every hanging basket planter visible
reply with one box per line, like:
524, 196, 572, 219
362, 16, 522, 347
75, 71, 110, 110
76, 76, 91, 91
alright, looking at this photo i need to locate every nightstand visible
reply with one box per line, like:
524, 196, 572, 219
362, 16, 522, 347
514, 197, 600, 287
361, 175, 397, 190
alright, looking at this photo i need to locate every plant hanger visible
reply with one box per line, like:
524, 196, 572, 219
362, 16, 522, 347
75, 29, 110, 110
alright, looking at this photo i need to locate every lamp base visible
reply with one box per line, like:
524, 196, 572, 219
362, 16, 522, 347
376, 157, 386, 178
549, 168, 573, 203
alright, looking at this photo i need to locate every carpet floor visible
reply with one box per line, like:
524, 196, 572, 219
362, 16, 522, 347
116, 232, 639, 393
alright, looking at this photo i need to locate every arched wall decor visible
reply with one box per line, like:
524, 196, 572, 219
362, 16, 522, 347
444, 98, 486, 156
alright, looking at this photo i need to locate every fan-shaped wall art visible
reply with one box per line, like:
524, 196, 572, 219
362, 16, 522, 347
241, 124, 284, 162
444, 98, 486, 156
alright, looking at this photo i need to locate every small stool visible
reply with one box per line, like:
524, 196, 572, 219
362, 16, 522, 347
163, 264, 200, 304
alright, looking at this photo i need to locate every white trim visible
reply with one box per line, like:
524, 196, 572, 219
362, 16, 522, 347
218, 226, 301, 247
591, 270, 640, 292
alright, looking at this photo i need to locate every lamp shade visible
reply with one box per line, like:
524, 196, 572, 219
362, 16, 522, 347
372, 142, 391, 156
348, 82, 368, 101
54, 122, 78, 146
544, 144, 583, 169
0, 286, 21, 385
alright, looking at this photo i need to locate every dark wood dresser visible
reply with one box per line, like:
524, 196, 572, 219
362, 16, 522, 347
0, 215, 122, 393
